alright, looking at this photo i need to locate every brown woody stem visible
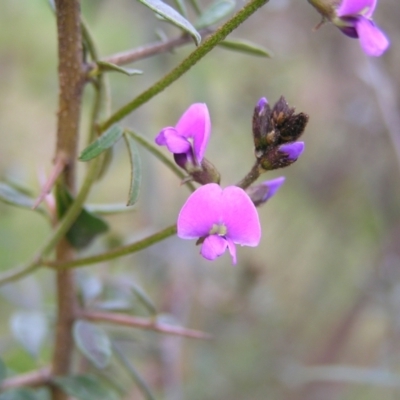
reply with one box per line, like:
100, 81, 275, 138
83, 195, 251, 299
52, 1, 86, 399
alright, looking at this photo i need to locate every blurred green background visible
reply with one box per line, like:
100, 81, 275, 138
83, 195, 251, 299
1, 0, 400, 399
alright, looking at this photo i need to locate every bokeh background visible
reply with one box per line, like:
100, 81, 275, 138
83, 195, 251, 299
1, 0, 400, 399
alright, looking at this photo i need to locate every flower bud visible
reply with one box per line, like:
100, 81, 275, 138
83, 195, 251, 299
247, 177, 285, 207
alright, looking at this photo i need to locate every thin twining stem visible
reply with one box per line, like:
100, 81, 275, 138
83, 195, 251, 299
45, 224, 177, 270
0, 156, 102, 287
79, 310, 212, 340
102, 29, 213, 67
0, 367, 51, 391
99, 0, 270, 132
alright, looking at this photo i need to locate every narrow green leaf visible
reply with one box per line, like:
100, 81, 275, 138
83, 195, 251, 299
56, 185, 109, 249
52, 375, 118, 400
195, 0, 235, 29
95, 299, 133, 312
79, 125, 123, 162
123, 133, 142, 206
113, 343, 156, 400
97, 61, 143, 76
0, 388, 39, 400
86, 203, 135, 215
0, 183, 46, 215
217, 38, 273, 57
130, 282, 157, 316
10, 311, 48, 358
73, 320, 112, 369
135, 0, 201, 45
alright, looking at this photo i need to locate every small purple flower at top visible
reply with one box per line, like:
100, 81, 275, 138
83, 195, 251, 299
155, 103, 211, 167
177, 183, 261, 265
333, 0, 389, 56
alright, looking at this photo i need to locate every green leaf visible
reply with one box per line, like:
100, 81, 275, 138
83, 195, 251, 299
123, 133, 142, 206
10, 311, 48, 359
73, 320, 112, 369
97, 61, 143, 76
217, 39, 273, 57
56, 185, 109, 249
52, 375, 118, 400
86, 203, 135, 215
195, 0, 235, 29
79, 125, 124, 162
0, 183, 46, 215
129, 282, 157, 316
0, 358, 6, 384
0, 389, 39, 400
135, 0, 201, 45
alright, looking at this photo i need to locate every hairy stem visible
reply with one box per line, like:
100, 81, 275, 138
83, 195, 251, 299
99, 0, 269, 131
52, 1, 85, 398
46, 224, 177, 270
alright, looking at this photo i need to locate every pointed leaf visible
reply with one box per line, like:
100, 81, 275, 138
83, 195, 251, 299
10, 311, 48, 358
73, 320, 112, 369
56, 185, 109, 249
0, 183, 46, 215
52, 375, 118, 400
79, 125, 123, 162
217, 39, 273, 57
86, 203, 135, 215
97, 61, 143, 76
123, 133, 142, 206
136, 0, 201, 45
0, 389, 39, 400
195, 0, 235, 29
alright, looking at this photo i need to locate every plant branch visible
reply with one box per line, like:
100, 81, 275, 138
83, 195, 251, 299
101, 29, 212, 67
0, 368, 52, 391
45, 224, 177, 270
99, 0, 270, 132
52, 1, 85, 399
79, 310, 212, 340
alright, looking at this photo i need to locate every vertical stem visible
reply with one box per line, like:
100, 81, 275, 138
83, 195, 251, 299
52, 1, 85, 399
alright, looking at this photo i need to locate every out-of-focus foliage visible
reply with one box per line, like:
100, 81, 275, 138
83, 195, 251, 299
1, 0, 400, 399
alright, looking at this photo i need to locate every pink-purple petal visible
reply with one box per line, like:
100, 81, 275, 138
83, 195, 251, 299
162, 128, 191, 154
201, 235, 228, 261
337, 0, 376, 18
220, 186, 261, 246
262, 177, 286, 201
175, 103, 210, 162
226, 238, 237, 265
356, 17, 389, 56
177, 183, 222, 239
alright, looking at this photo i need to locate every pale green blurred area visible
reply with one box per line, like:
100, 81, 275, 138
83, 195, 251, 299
1, 0, 400, 399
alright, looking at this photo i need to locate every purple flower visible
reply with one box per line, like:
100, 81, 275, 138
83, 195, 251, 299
155, 103, 210, 166
333, 0, 389, 56
177, 183, 261, 264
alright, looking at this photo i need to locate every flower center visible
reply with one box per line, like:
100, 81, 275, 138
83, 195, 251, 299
209, 223, 227, 237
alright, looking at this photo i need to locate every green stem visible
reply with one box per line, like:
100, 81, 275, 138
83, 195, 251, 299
236, 162, 262, 189
99, 0, 269, 132
126, 130, 196, 193
0, 156, 101, 287
47, 224, 177, 270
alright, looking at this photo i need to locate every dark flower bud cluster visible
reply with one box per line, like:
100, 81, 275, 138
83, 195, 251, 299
252, 96, 309, 171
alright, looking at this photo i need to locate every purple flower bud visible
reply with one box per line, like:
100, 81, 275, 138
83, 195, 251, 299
256, 97, 268, 112
247, 177, 286, 206
333, 0, 389, 56
177, 184, 261, 265
279, 141, 305, 161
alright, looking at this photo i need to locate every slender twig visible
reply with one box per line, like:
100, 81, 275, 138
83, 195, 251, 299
45, 224, 177, 270
0, 368, 52, 391
79, 310, 212, 340
101, 29, 212, 67
236, 162, 262, 189
99, 0, 270, 132
126, 130, 196, 192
